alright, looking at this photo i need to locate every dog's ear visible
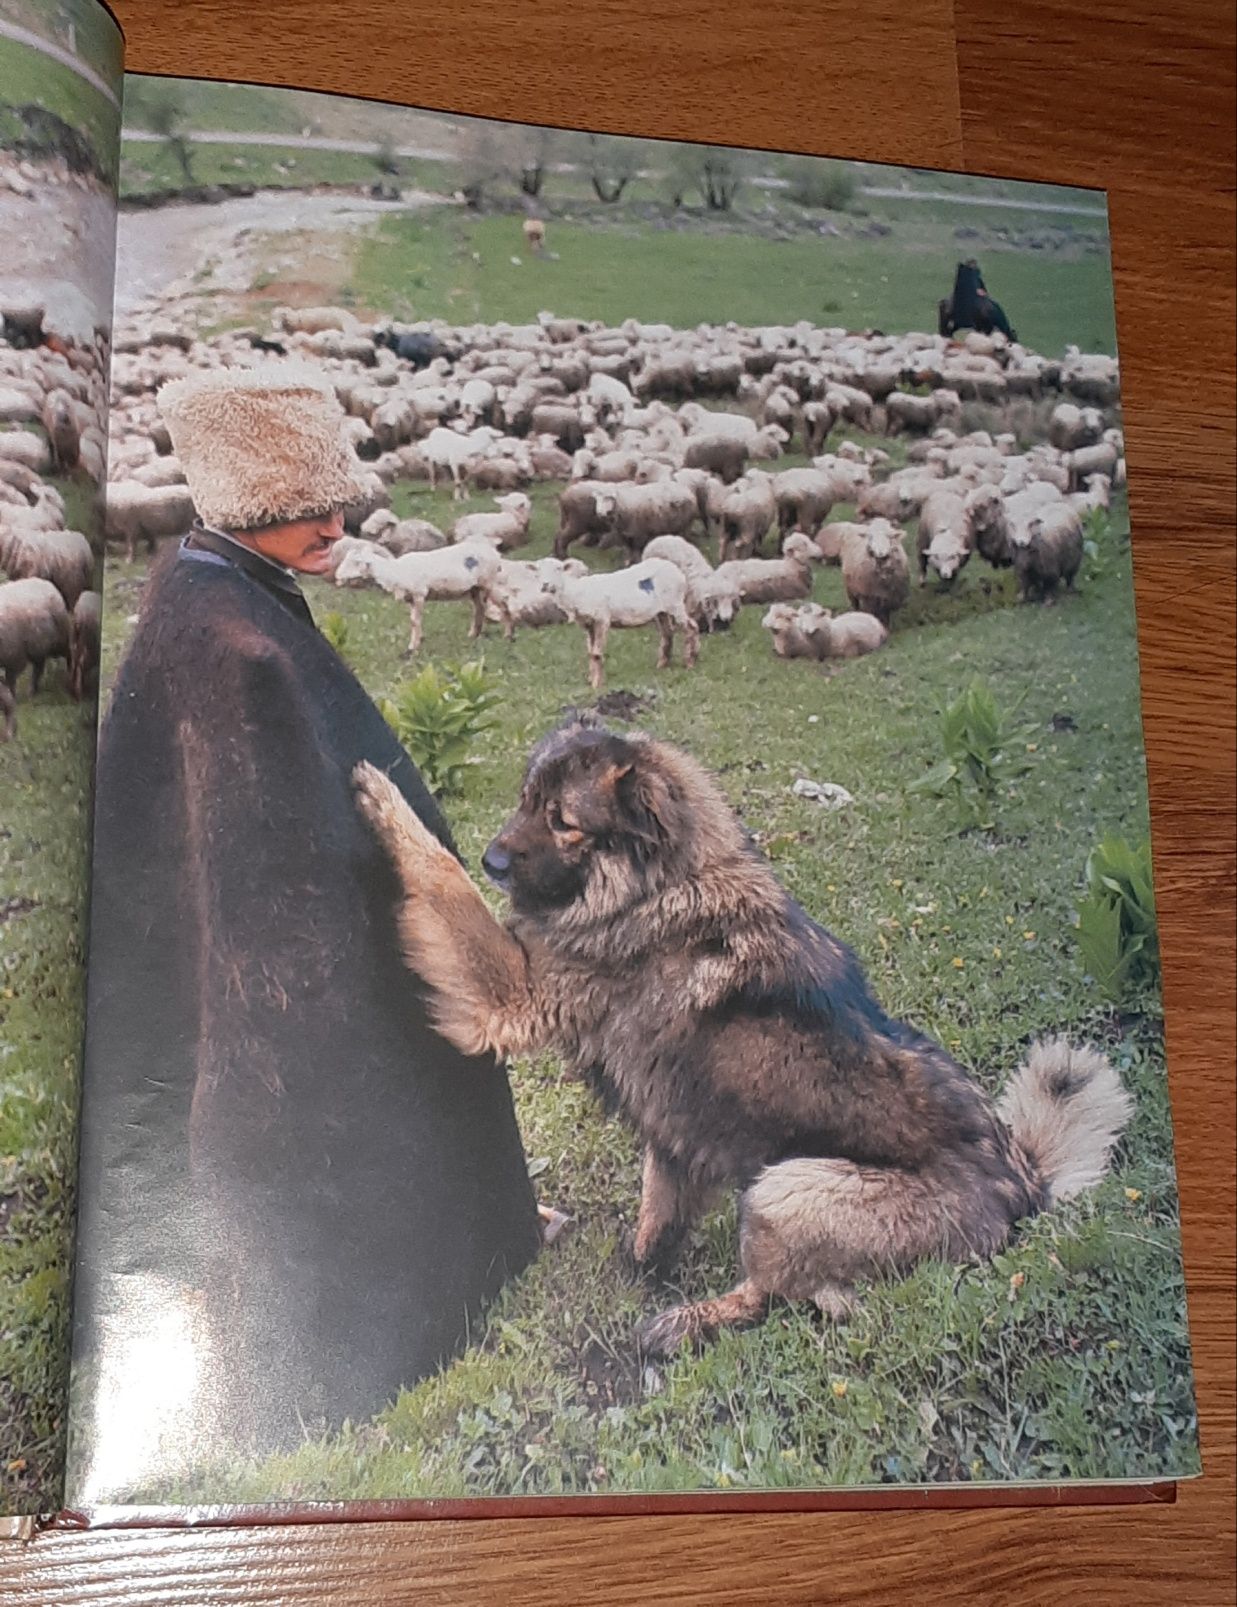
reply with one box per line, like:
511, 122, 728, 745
605, 748, 675, 855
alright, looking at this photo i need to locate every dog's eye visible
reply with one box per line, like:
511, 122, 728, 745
547, 802, 579, 834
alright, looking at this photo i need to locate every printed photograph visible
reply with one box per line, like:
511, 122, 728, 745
0, 0, 118, 1515
68, 74, 1198, 1508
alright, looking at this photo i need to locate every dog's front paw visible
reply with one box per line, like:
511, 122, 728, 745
353, 762, 446, 868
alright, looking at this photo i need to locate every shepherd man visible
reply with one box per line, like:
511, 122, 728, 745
72, 364, 542, 1472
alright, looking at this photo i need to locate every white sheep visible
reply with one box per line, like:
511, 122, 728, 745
1011, 504, 1084, 602
451, 492, 532, 551
610, 480, 698, 561
715, 530, 817, 606
761, 600, 832, 660
0, 576, 71, 700
810, 607, 889, 659
484, 555, 587, 639
41, 388, 81, 472
69, 588, 101, 700
643, 533, 738, 631
916, 488, 976, 585
333, 540, 502, 654
1048, 402, 1105, 452
104, 480, 196, 563
540, 558, 699, 690
718, 471, 777, 561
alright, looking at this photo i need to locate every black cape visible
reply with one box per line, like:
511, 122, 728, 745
71, 536, 540, 1465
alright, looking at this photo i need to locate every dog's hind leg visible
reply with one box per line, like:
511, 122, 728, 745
638, 1155, 1001, 1356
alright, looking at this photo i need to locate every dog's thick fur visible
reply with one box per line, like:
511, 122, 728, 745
354, 720, 1132, 1354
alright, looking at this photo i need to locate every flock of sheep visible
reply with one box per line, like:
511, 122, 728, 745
0, 305, 106, 741
1, 293, 1125, 733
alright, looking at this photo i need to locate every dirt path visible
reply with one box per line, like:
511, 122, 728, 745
114, 187, 444, 315
0, 162, 116, 340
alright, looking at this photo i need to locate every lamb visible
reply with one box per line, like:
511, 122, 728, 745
451, 492, 533, 551
554, 481, 617, 556
104, 480, 196, 562
484, 555, 587, 639
714, 530, 817, 606
0, 576, 71, 699
539, 557, 699, 690
1011, 504, 1084, 602
644, 533, 738, 631
761, 600, 832, 659
809, 607, 889, 659
359, 507, 448, 556
839, 519, 910, 625
0, 526, 94, 609
522, 218, 546, 255
1070, 472, 1112, 515
683, 432, 749, 485
41, 388, 81, 472
718, 471, 777, 561
69, 588, 101, 700
610, 480, 698, 561
332, 540, 501, 654
422, 426, 503, 500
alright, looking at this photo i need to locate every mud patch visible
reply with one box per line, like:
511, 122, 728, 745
0, 895, 38, 925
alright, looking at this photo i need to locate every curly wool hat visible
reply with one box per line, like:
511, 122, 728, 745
157, 362, 372, 531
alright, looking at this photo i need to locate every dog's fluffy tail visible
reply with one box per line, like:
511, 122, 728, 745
997, 1037, 1133, 1205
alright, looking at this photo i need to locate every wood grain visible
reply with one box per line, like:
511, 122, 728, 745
3, 0, 1233, 1599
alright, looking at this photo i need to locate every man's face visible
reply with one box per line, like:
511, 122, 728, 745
238, 510, 345, 576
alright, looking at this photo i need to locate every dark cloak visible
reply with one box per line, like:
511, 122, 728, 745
71, 536, 540, 1469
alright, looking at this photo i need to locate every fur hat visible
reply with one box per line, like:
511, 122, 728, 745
157, 363, 372, 531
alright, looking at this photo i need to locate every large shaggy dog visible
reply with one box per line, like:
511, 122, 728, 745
354, 720, 1131, 1355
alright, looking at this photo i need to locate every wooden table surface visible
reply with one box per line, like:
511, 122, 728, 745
5, 0, 1235, 1600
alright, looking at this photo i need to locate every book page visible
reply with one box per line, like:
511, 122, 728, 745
0, 0, 120, 1518
67, 72, 1199, 1515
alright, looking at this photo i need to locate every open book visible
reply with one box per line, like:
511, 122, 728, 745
0, 0, 1200, 1526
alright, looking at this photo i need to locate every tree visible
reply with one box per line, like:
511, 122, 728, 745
144, 91, 196, 187
455, 121, 505, 209
511, 126, 557, 199
664, 142, 749, 212
582, 133, 640, 204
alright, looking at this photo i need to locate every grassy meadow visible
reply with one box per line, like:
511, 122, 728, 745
93, 461, 1199, 1503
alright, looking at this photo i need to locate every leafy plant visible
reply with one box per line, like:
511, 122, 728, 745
908, 680, 1040, 827
1081, 506, 1112, 581
1075, 835, 1160, 1002
781, 156, 857, 212
319, 611, 351, 661
381, 660, 501, 795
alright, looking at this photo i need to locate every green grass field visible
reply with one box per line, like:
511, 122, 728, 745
0, 36, 119, 177
351, 211, 1117, 356
86, 469, 1198, 1505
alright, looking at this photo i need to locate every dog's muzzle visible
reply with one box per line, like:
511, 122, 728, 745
481, 843, 512, 886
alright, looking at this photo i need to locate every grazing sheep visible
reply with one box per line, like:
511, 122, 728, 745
644, 534, 738, 631
529, 435, 575, 479
423, 425, 502, 501
1011, 504, 1084, 602
540, 557, 699, 690
522, 218, 547, 255
813, 519, 870, 565
104, 480, 196, 562
0, 430, 52, 474
452, 492, 533, 551
69, 588, 101, 700
0, 526, 94, 609
715, 530, 817, 606
572, 447, 643, 483
718, 471, 777, 561
811, 607, 889, 659
586, 372, 635, 427
761, 599, 832, 659
529, 402, 587, 453
631, 352, 697, 403
610, 480, 698, 561
802, 398, 836, 455
0, 576, 71, 696
484, 555, 587, 639
333, 540, 502, 654
41, 389, 81, 472
683, 432, 749, 485
840, 519, 910, 625
772, 467, 840, 540
554, 481, 617, 556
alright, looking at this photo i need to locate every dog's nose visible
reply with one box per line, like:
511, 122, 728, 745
482, 842, 512, 883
